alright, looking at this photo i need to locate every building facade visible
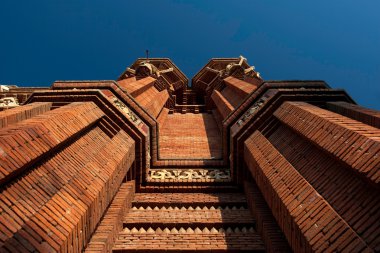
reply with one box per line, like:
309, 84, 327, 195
0, 57, 379, 252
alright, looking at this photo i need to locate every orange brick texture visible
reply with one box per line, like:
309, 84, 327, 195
243, 100, 380, 252
268, 124, 380, 249
274, 101, 380, 185
113, 232, 265, 252
0, 102, 103, 184
211, 76, 258, 121
0, 102, 52, 128
118, 77, 155, 97
211, 90, 234, 119
124, 206, 254, 227
0, 102, 136, 252
327, 101, 380, 128
132, 193, 247, 206
224, 76, 257, 99
159, 113, 222, 159
113, 192, 265, 252
118, 76, 169, 119
244, 181, 291, 253
245, 131, 372, 252
3, 57, 380, 252
85, 181, 135, 253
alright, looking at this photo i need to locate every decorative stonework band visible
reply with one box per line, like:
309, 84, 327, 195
148, 169, 231, 182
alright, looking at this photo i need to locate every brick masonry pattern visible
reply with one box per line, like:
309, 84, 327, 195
85, 181, 135, 253
0, 102, 52, 128
245, 130, 371, 252
0, 102, 136, 252
1, 58, 380, 252
159, 113, 222, 159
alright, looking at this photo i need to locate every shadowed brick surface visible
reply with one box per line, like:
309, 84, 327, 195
85, 181, 135, 253
113, 230, 265, 252
133, 193, 246, 206
244, 181, 291, 253
115, 191, 263, 252
159, 113, 222, 159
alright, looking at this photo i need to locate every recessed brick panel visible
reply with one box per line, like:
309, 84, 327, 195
158, 113, 222, 159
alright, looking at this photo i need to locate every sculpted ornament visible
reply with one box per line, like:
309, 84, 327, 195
148, 169, 231, 182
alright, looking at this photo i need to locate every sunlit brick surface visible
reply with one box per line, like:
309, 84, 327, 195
2, 57, 380, 252
159, 113, 222, 159
113, 232, 265, 252
133, 193, 247, 206
124, 208, 254, 227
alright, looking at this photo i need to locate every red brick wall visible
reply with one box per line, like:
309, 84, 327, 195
245, 131, 370, 252
243, 101, 380, 252
0, 102, 136, 252
85, 181, 135, 253
244, 180, 291, 253
0, 102, 52, 128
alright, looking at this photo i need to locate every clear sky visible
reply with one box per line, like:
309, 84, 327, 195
1, 0, 379, 109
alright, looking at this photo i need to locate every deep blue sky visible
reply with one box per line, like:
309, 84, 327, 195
1, 1, 379, 109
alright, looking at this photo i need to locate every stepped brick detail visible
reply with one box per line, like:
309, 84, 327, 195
85, 181, 135, 253
113, 192, 265, 252
113, 230, 265, 252
132, 193, 247, 206
124, 208, 254, 227
0, 56, 379, 252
